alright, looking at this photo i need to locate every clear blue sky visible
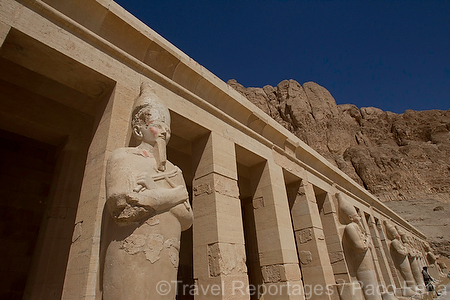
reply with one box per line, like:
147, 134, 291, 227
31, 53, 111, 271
115, 0, 450, 114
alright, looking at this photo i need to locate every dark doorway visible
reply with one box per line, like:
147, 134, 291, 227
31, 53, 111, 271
0, 130, 57, 300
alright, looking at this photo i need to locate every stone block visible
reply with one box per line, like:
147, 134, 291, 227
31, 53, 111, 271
258, 248, 299, 266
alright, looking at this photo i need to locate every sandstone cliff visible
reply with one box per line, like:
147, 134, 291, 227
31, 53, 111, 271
228, 79, 450, 256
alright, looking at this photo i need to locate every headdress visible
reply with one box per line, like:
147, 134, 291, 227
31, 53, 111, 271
336, 193, 357, 224
132, 82, 170, 127
395, 226, 407, 237
384, 221, 399, 240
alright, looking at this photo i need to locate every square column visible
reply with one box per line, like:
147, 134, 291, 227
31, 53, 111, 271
367, 215, 396, 292
358, 211, 385, 287
377, 220, 402, 289
289, 181, 336, 300
249, 161, 304, 300
321, 193, 351, 284
192, 132, 249, 299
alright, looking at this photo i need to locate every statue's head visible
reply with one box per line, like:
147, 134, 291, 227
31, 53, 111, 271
423, 241, 432, 252
131, 83, 171, 171
131, 83, 171, 145
384, 221, 400, 240
396, 226, 407, 240
336, 193, 360, 225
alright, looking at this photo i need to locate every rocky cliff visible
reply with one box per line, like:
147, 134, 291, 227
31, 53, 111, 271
228, 79, 450, 256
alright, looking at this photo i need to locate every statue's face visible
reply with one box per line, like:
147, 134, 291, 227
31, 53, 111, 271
134, 119, 171, 145
144, 121, 170, 144
349, 213, 361, 224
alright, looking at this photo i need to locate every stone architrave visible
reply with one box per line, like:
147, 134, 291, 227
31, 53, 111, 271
337, 193, 383, 300
384, 221, 417, 297
101, 84, 194, 300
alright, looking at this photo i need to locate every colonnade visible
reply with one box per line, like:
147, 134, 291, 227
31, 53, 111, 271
186, 131, 430, 300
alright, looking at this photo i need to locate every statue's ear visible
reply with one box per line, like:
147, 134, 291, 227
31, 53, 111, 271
133, 125, 143, 140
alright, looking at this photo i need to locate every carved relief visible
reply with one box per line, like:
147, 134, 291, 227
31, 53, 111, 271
193, 182, 213, 196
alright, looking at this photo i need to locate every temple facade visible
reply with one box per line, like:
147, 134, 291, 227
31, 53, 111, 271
0, 1, 435, 300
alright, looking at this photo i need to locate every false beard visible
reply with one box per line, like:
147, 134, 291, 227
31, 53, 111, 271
154, 137, 167, 171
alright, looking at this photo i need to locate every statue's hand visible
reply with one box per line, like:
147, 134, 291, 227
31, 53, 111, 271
134, 172, 156, 192
173, 185, 189, 203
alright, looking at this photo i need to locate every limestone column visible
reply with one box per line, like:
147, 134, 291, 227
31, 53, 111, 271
376, 220, 402, 290
61, 82, 136, 300
321, 193, 351, 284
289, 181, 336, 300
367, 215, 396, 292
249, 160, 304, 300
358, 212, 385, 288
192, 132, 249, 299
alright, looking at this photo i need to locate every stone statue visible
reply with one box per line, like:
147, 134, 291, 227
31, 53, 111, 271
424, 242, 437, 265
398, 231, 423, 290
337, 193, 383, 300
423, 242, 442, 279
437, 261, 448, 274
101, 83, 193, 299
384, 221, 417, 296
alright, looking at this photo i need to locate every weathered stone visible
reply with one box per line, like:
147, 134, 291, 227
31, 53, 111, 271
298, 251, 313, 265
207, 242, 247, 277
229, 79, 450, 204
252, 196, 264, 209
296, 228, 313, 244
328, 251, 345, 264
193, 182, 213, 196
261, 264, 282, 283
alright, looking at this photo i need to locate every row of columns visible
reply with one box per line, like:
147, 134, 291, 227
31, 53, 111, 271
189, 132, 426, 299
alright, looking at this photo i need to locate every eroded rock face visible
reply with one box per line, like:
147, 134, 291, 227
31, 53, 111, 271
228, 79, 450, 203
